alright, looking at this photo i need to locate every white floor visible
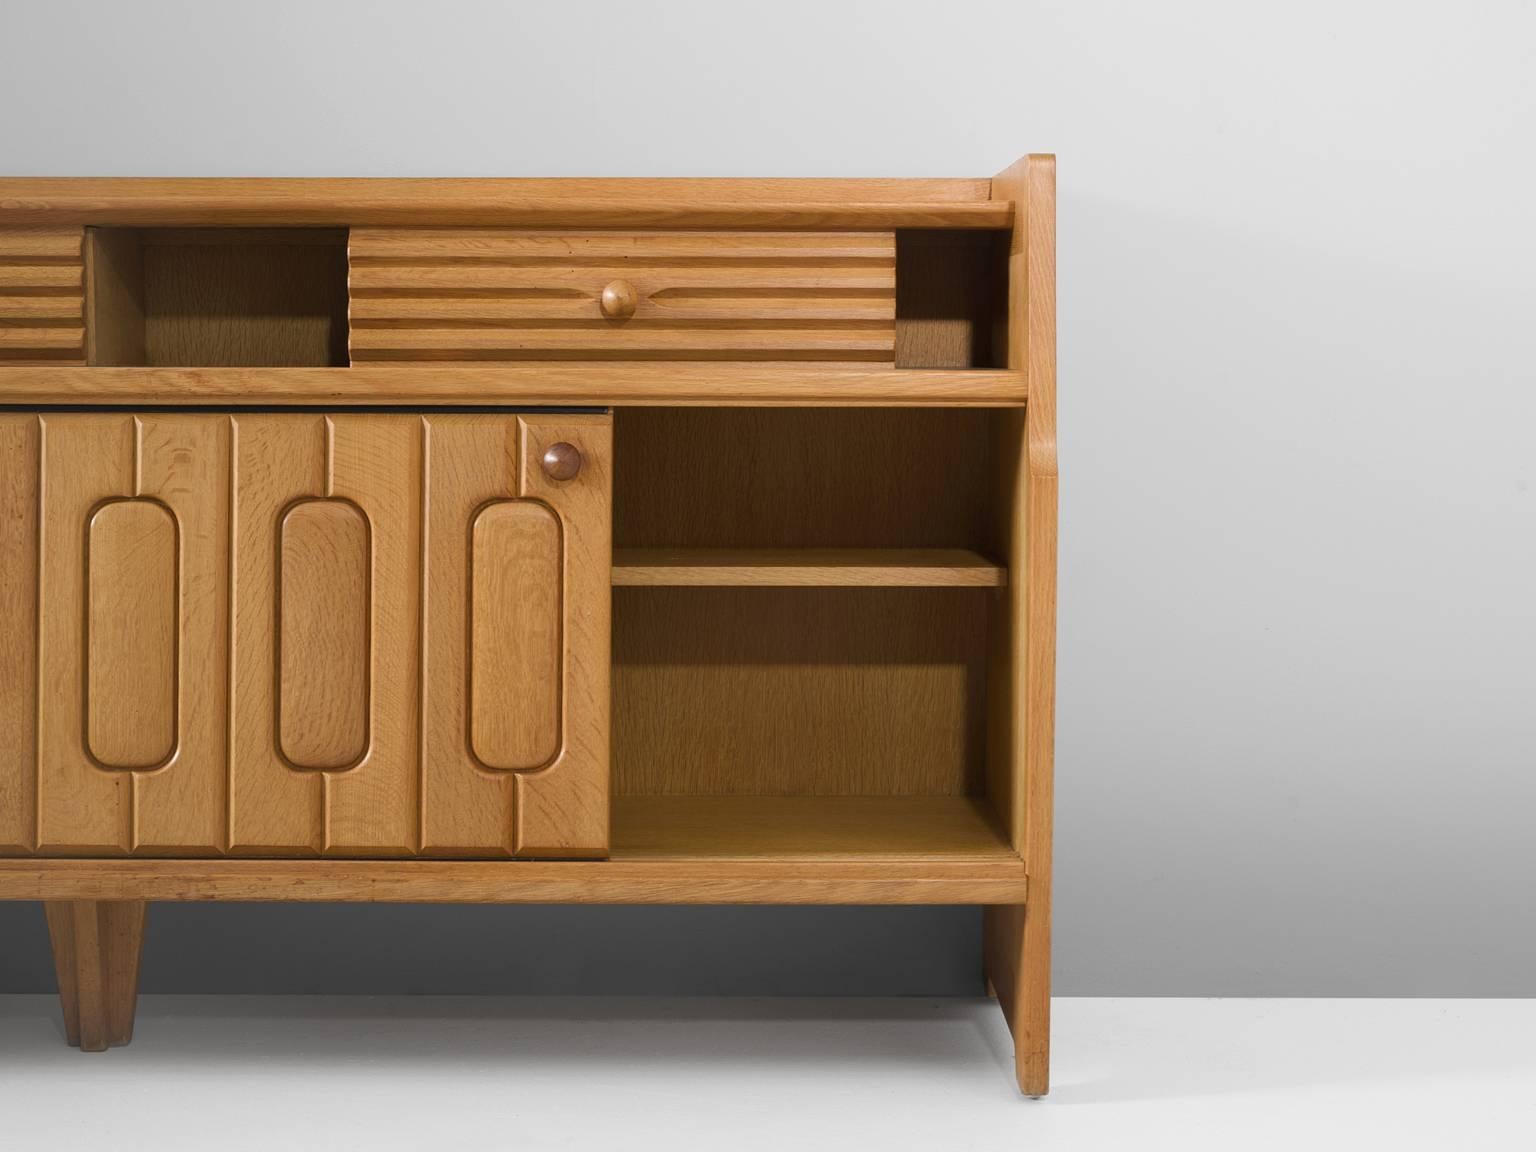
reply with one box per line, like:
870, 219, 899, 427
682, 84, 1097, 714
0, 996, 1531, 1150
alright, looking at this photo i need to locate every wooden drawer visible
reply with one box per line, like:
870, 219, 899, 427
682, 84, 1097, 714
347, 229, 895, 362
0, 411, 610, 858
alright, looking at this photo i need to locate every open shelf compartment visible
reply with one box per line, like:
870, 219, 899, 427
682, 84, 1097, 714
610, 406, 1020, 865
87, 227, 349, 367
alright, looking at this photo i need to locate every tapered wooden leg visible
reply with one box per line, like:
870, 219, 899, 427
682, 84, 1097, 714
43, 900, 147, 1051
985, 902, 1050, 1096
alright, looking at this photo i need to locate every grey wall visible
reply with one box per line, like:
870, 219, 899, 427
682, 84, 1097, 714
1, 0, 1533, 996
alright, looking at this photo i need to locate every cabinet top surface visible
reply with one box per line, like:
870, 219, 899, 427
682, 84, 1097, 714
0, 176, 1014, 229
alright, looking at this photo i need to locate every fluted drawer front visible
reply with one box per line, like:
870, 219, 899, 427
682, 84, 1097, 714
347, 229, 895, 362
0, 228, 85, 364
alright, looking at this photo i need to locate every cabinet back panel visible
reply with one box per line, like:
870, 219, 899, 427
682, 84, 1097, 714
614, 408, 997, 550
87, 228, 349, 367
894, 229, 1009, 369
613, 586, 990, 797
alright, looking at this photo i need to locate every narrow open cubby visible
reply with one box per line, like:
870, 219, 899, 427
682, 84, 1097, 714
610, 407, 1014, 858
86, 227, 349, 366
893, 228, 1010, 369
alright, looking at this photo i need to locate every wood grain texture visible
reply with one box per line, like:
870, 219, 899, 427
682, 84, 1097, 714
0, 416, 40, 853
0, 178, 1005, 229
613, 796, 1013, 859
611, 548, 1005, 587
894, 229, 1009, 369
85, 228, 145, 366
132, 416, 230, 853
2, 411, 609, 859
4, 844, 1025, 906
324, 415, 424, 856
0, 228, 84, 364
37, 416, 137, 853
349, 230, 895, 362
614, 408, 998, 550
613, 587, 988, 798
278, 499, 371, 771
43, 899, 145, 1050
230, 415, 329, 852
470, 501, 562, 771
513, 415, 612, 857
86, 499, 179, 770
982, 154, 1058, 1098
85, 229, 348, 368
0, 365, 1027, 408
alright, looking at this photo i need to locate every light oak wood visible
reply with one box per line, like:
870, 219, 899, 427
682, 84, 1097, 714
85, 227, 145, 365
85, 229, 348, 367
470, 501, 563, 771
37, 416, 137, 853
0, 364, 1026, 407
4, 855, 1025, 906
894, 229, 1009, 368
43, 899, 146, 1050
0, 228, 84, 364
278, 498, 372, 771
612, 548, 1005, 587
599, 279, 638, 320
982, 154, 1058, 1097
613, 587, 987, 798
0, 178, 1006, 229
0, 166, 1058, 1092
86, 498, 179, 770
614, 408, 1000, 549
514, 415, 613, 856
0, 417, 41, 853
349, 229, 895, 362
613, 796, 1012, 859
0, 411, 611, 860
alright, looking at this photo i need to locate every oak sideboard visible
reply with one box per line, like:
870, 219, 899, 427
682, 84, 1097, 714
0, 157, 1057, 1094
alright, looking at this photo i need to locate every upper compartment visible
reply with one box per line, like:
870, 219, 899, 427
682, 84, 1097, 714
86, 227, 349, 367
347, 229, 897, 363
0, 173, 1039, 395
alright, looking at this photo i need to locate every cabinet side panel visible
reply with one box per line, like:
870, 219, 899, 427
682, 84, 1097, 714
134, 415, 231, 853
514, 414, 611, 856
326, 415, 424, 855
0, 416, 40, 853
37, 416, 135, 852
419, 416, 518, 855
228, 416, 327, 853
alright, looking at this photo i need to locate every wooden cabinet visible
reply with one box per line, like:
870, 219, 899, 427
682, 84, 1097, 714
0, 411, 611, 859
0, 162, 1055, 1095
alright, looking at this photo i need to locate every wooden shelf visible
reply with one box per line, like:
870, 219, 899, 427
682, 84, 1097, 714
612, 548, 1006, 588
0, 365, 1027, 407
0, 798, 1025, 905
612, 795, 1015, 860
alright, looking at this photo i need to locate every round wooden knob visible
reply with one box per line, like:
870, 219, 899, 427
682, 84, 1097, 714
541, 442, 583, 482
599, 279, 638, 320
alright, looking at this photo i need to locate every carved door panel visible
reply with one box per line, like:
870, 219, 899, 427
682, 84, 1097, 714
0, 411, 610, 858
